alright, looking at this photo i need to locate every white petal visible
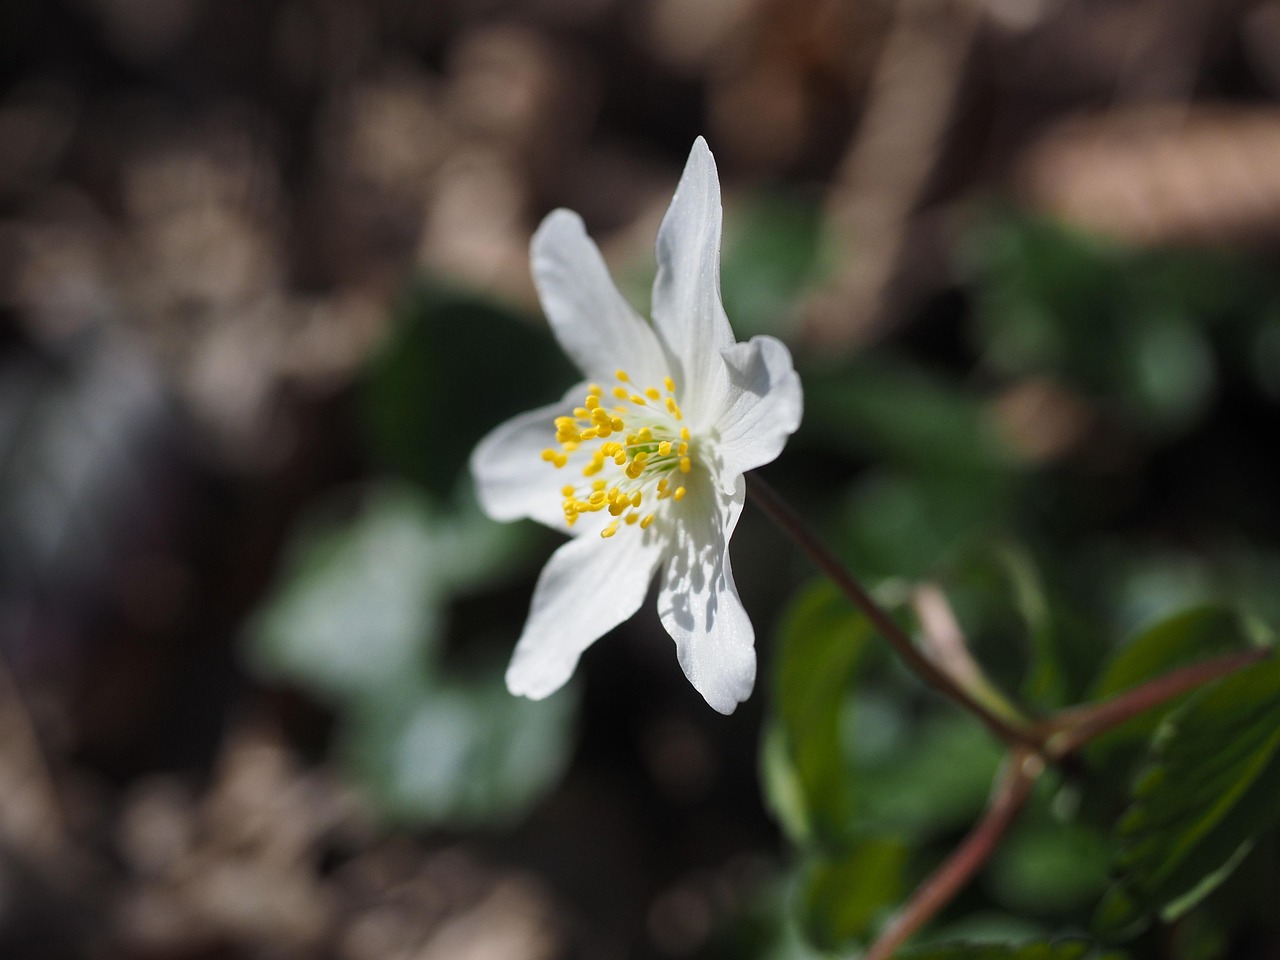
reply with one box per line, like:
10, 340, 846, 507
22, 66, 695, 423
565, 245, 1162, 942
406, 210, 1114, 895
657, 473, 755, 714
713, 335, 803, 488
470, 388, 583, 533
506, 526, 665, 700
650, 138, 733, 421
532, 209, 667, 384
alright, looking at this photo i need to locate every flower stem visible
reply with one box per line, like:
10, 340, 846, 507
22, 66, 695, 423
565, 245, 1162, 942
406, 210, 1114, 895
1042, 647, 1271, 759
747, 474, 1038, 749
865, 748, 1042, 960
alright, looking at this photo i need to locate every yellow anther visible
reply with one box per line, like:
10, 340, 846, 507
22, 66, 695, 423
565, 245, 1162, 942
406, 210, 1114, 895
640, 514, 656, 529
541, 449, 558, 462
626, 462, 644, 480
588, 490, 606, 505
597, 424, 612, 438
638, 427, 653, 441
633, 450, 649, 463
601, 442, 620, 456
631, 394, 647, 405
573, 407, 590, 419
674, 486, 687, 501
664, 376, 676, 393
616, 369, 630, 382
592, 479, 608, 491
680, 456, 692, 473
678, 442, 688, 456
562, 484, 575, 497
631, 491, 642, 507
566, 514, 578, 527
585, 395, 600, 410
583, 461, 602, 477
588, 384, 602, 396
666, 397, 683, 419
645, 387, 661, 400
562, 441, 579, 451
680, 427, 690, 440
592, 408, 610, 424
601, 522, 619, 539
556, 416, 576, 428
625, 512, 640, 525
658, 441, 672, 456
610, 417, 624, 432
581, 428, 597, 440
658, 478, 669, 493
609, 500, 626, 516
613, 386, 629, 400
613, 452, 627, 466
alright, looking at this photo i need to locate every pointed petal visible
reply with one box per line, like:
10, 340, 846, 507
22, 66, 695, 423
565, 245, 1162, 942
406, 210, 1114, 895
657, 473, 755, 714
470, 388, 583, 533
532, 209, 666, 384
713, 335, 803, 488
506, 526, 665, 700
650, 138, 733, 420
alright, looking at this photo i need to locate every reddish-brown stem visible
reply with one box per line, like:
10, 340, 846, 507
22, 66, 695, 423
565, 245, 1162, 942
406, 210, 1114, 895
866, 749, 1042, 960
1043, 648, 1271, 759
747, 475, 1038, 749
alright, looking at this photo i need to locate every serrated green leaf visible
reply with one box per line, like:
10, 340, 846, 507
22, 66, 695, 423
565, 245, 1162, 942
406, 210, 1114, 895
799, 838, 906, 952
1087, 606, 1255, 757
765, 580, 873, 850
1098, 657, 1280, 938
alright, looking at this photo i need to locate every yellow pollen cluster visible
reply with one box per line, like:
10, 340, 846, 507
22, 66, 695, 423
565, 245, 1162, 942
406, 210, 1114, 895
541, 370, 694, 537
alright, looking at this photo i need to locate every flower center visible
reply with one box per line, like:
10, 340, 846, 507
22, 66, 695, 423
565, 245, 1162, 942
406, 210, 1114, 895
541, 369, 694, 538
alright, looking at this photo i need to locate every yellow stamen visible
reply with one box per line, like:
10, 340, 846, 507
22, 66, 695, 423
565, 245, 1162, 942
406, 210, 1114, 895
664, 376, 676, 393
640, 514, 655, 529
625, 512, 640, 525
666, 398, 683, 420
615, 369, 631, 382
585, 395, 600, 410
658, 441, 672, 456
601, 522, 619, 539
680, 456, 692, 473
588, 384, 602, 396
645, 387, 661, 400
613, 386, 629, 400
674, 486, 686, 501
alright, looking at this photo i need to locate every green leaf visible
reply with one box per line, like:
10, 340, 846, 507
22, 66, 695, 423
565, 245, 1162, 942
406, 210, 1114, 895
799, 838, 907, 951
361, 285, 575, 496
246, 483, 522, 701
1087, 606, 1256, 757
765, 580, 874, 850
852, 709, 1004, 839
344, 674, 577, 828
1098, 657, 1280, 938
901, 942, 1124, 960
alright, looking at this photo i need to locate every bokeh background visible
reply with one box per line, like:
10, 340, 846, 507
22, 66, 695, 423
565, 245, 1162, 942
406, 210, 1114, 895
2, 0, 1280, 957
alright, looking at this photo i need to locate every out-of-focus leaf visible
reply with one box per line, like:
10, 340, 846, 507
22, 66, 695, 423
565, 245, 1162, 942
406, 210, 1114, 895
1097, 658, 1280, 939
852, 710, 1004, 839
967, 215, 1222, 436
720, 191, 824, 339
799, 838, 906, 952
361, 285, 575, 497
988, 814, 1110, 916
805, 359, 1012, 476
765, 580, 872, 849
901, 941, 1124, 960
248, 486, 447, 700
1086, 606, 1256, 758
248, 483, 523, 701
345, 674, 576, 827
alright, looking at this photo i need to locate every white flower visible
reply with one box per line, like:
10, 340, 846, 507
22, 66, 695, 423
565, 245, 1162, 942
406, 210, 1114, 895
470, 138, 803, 714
